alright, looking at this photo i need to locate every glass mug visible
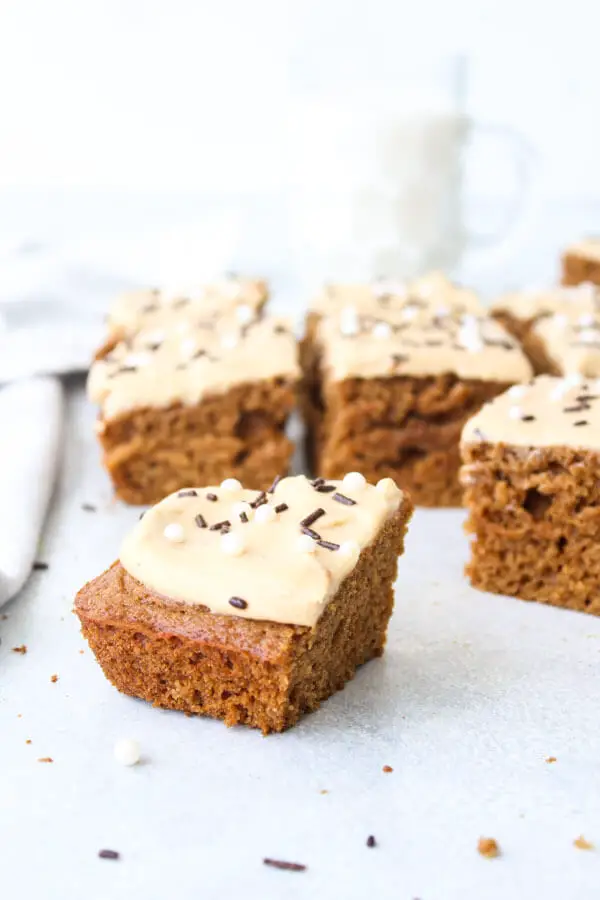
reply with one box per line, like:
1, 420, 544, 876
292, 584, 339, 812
286, 53, 536, 289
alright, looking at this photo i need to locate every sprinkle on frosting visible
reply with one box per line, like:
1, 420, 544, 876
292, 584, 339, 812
119, 474, 405, 627
316, 307, 532, 384
462, 374, 600, 450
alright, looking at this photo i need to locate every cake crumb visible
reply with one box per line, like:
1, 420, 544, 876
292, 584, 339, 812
79, 649, 85, 655
50, 674, 58, 683
25, 739, 32, 744
12, 645, 27, 654
545, 756, 557, 763
382, 765, 393, 773
574, 835, 594, 851
37, 757, 53, 763
263, 858, 306, 872
478, 837, 500, 858
319, 789, 329, 795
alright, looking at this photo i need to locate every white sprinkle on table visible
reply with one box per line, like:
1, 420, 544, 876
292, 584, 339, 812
114, 738, 141, 767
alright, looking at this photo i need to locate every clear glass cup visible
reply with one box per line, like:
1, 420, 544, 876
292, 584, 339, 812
286, 53, 536, 291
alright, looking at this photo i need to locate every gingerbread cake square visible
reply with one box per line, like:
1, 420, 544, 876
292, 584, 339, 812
88, 312, 299, 505
491, 283, 600, 369
106, 276, 268, 344
562, 238, 600, 287
74, 473, 413, 733
303, 287, 532, 507
525, 306, 600, 377
461, 375, 600, 616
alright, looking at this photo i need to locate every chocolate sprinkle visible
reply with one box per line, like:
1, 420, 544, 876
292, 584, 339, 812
206, 493, 218, 502
33, 561, 49, 571
311, 478, 325, 487
229, 596, 248, 610
300, 508, 325, 529
118, 365, 137, 374
81, 503, 96, 512
366, 835, 376, 848
263, 858, 306, 872
250, 491, 268, 509
473, 428, 486, 442
521, 415, 536, 422
574, 420, 589, 426
333, 492, 356, 506
274, 503, 288, 514
178, 489, 198, 498
267, 475, 282, 494
317, 539, 340, 551
240, 511, 249, 523
301, 526, 321, 540
209, 520, 231, 531
315, 484, 336, 493
195, 514, 207, 529
98, 849, 120, 861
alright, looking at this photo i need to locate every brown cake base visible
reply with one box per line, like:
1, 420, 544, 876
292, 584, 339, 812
95, 378, 296, 505
75, 499, 412, 733
303, 351, 512, 506
562, 250, 600, 287
462, 440, 600, 615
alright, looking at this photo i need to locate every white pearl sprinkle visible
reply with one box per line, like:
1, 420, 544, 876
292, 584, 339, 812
564, 372, 584, 387
180, 337, 198, 357
339, 540, 360, 561
578, 328, 599, 345
254, 504, 276, 524
435, 305, 451, 317
550, 381, 571, 400
342, 472, 366, 491
221, 532, 245, 556
508, 385, 527, 399
235, 304, 254, 325
340, 306, 360, 336
163, 523, 185, 543
296, 534, 317, 554
508, 406, 523, 420
114, 738, 141, 767
554, 313, 568, 328
401, 305, 418, 321
376, 477, 398, 497
220, 333, 239, 350
372, 321, 392, 339
220, 478, 242, 492
231, 501, 253, 520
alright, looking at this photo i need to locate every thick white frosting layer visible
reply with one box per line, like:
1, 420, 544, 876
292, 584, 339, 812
120, 474, 406, 627
462, 374, 600, 450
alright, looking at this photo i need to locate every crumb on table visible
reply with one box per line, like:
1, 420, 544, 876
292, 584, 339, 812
12, 645, 27, 654
574, 835, 594, 851
50, 674, 58, 683
478, 837, 501, 858
382, 765, 393, 773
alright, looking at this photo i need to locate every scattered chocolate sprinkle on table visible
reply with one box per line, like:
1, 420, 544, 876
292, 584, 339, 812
33, 562, 49, 571
81, 503, 97, 512
366, 835, 376, 848
98, 849, 120, 860
263, 858, 307, 872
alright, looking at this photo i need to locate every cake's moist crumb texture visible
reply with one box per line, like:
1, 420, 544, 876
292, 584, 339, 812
75, 501, 412, 733
462, 376, 600, 615
96, 378, 295, 505
305, 371, 513, 508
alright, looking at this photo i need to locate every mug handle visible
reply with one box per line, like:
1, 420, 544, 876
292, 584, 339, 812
462, 122, 539, 273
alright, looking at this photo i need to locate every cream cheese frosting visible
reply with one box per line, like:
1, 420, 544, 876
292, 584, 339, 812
88, 314, 299, 421
119, 473, 406, 627
565, 238, 600, 262
317, 309, 532, 383
491, 283, 600, 321
533, 311, 600, 376
311, 272, 483, 317
462, 374, 600, 450
107, 277, 268, 339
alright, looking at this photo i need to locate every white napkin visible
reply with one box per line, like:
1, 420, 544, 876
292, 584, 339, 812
0, 377, 64, 607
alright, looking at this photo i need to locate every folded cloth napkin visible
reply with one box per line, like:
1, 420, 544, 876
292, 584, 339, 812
0, 377, 64, 607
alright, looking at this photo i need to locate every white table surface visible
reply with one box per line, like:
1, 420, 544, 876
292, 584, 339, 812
1, 383, 600, 900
